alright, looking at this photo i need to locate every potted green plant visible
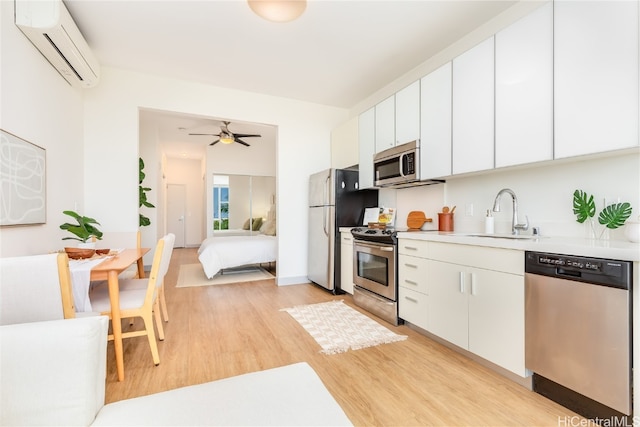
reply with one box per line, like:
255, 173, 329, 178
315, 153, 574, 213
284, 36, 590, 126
572, 189, 633, 239
60, 210, 103, 248
139, 157, 155, 227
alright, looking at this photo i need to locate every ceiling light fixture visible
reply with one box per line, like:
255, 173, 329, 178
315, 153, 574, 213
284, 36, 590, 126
220, 135, 235, 144
247, 0, 307, 23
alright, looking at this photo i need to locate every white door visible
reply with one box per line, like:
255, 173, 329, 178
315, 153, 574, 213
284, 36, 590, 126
167, 184, 186, 248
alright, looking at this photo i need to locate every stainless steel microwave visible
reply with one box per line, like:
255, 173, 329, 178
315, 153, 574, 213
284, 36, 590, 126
373, 140, 420, 187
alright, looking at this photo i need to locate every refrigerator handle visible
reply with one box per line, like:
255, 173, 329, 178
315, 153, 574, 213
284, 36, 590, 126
324, 175, 330, 205
322, 174, 330, 236
323, 205, 329, 236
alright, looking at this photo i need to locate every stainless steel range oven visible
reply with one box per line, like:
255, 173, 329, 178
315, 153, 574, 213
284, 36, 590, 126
351, 227, 401, 325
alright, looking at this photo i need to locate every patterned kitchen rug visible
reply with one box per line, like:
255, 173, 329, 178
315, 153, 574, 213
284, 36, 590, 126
281, 300, 407, 354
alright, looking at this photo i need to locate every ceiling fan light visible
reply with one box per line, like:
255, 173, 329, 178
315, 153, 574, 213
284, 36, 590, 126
248, 0, 306, 23
220, 136, 234, 144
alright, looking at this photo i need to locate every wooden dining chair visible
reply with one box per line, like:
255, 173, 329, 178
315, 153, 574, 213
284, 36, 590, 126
0, 253, 76, 325
118, 233, 175, 340
119, 230, 142, 280
89, 235, 172, 366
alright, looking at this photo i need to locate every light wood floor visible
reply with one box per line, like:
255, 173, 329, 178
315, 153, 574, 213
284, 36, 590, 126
105, 247, 580, 426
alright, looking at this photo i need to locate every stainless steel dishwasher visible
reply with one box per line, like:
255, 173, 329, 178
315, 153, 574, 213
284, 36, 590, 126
525, 251, 633, 420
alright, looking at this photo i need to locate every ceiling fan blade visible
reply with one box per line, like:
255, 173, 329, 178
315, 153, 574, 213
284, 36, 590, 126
235, 138, 250, 147
233, 133, 261, 138
189, 133, 221, 136
209, 139, 220, 146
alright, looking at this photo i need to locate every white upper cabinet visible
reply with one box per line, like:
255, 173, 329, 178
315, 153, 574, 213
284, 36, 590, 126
495, 2, 553, 168
420, 62, 452, 179
452, 37, 495, 175
554, 0, 639, 159
375, 81, 421, 154
358, 107, 376, 189
374, 95, 395, 153
395, 80, 421, 146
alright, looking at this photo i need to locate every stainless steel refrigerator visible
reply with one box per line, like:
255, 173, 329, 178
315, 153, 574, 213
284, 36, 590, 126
307, 168, 378, 293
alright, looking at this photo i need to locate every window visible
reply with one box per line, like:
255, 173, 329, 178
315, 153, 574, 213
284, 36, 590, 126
213, 176, 229, 230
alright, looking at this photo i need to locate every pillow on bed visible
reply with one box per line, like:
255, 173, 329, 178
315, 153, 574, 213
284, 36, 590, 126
252, 217, 263, 231
261, 219, 276, 236
242, 219, 251, 230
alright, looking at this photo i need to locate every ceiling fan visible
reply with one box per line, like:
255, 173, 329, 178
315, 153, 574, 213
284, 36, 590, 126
189, 121, 261, 147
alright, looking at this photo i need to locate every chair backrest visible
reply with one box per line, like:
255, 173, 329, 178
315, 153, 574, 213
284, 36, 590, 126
157, 233, 175, 283
0, 253, 75, 325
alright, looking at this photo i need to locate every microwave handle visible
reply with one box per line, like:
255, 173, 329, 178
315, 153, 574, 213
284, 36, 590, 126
399, 153, 406, 177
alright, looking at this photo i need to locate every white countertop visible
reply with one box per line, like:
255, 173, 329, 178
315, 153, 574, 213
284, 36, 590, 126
397, 231, 640, 262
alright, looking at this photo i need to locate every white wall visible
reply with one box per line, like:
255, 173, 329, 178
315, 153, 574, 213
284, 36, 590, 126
0, 0, 88, 257
82, 67, 348, 285
392, 150, 640, 240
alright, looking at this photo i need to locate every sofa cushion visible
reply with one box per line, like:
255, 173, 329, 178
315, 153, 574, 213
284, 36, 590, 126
0, 317, 108, 426
93, 362, 352, 426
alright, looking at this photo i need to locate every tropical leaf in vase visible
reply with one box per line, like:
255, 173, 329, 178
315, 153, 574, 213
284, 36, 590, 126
572, 189, 596, 223
598, 202, 632, 229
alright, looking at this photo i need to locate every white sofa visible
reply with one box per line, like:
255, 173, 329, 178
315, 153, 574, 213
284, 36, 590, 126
0, 316, 353, 426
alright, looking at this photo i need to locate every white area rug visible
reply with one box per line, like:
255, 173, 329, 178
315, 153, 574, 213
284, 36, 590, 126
176, 263, 274, 288
281, 300, 407, 354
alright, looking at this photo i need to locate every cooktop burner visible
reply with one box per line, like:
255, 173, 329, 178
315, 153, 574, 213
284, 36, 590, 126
350, 227, 403, 244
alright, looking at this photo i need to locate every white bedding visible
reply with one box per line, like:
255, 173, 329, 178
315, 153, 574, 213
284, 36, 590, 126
211, 229, 258, 237
197, 235, 277, 279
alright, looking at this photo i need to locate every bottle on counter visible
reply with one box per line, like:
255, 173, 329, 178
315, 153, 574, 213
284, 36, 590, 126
484, 209, 494, 234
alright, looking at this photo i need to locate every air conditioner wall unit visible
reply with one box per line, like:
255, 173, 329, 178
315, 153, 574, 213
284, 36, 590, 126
15, 0, 100, 88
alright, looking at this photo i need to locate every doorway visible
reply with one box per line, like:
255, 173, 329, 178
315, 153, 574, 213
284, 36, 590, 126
167, 184, 186, 248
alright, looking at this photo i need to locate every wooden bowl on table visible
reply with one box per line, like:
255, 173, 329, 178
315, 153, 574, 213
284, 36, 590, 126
95, 248, 110, 255
64, 247, 96, 259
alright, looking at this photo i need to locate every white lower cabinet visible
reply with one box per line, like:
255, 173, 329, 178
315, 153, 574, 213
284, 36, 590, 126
340, 232, 355, 294
399, 240, 527, 377
398, 252, 429, 330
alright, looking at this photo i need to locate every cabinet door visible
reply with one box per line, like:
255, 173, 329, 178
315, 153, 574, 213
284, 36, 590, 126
452, 37, 495, 174
421, 62, 452, 179
467, 268, 526, 376
375, 95, 395, 153
358, 108, 376, 189
427, 260, 468, 349
495, 2, 553, 168
395, 80, 421, 146
554, 0, 639, 158
340, 233, 354, 294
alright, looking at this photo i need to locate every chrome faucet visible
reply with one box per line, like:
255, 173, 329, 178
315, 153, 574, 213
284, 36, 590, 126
492, 188, 529, 235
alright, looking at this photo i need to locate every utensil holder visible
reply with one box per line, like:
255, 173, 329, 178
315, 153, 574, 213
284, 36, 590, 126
438, 213, 454, 232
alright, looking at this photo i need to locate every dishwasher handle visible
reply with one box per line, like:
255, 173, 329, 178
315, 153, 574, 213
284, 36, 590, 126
556, 268, 582, 279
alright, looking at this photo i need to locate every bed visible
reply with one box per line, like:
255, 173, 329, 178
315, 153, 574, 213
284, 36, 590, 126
197, 234, 277, 279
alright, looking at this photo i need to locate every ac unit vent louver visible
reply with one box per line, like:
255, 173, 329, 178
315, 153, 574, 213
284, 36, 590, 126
15, 0, 100, 88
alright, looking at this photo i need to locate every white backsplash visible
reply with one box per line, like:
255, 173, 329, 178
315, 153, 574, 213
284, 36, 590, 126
391, 150, 639, 240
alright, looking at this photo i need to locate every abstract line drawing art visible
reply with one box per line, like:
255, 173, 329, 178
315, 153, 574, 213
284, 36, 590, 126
0, 130, 46, 226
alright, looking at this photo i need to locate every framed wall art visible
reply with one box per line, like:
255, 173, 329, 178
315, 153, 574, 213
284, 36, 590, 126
0, 130, 46, 226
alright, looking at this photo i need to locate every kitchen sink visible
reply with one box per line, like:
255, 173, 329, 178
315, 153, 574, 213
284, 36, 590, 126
453, 233, 541, 240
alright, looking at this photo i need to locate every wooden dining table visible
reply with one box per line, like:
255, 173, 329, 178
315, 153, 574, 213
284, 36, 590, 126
90, 247, 149, 381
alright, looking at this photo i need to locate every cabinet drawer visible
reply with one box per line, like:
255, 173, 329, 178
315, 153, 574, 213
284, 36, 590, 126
398, 239, 429, 256
340, 233, 354, 245
428, 242, 523, 275
399, 287, 428, 330
398, 255, 428, 294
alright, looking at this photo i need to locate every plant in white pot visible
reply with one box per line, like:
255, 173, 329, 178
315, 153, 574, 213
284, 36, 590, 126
60, 210, 103, 248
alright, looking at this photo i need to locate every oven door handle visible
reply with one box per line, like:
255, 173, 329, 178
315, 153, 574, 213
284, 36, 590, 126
379, 247, 394, 252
